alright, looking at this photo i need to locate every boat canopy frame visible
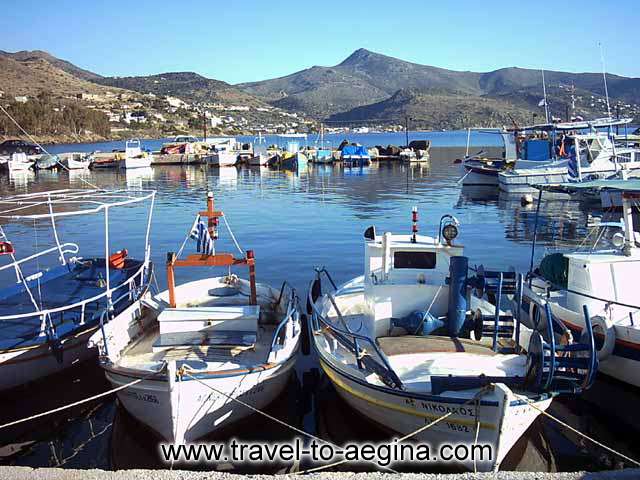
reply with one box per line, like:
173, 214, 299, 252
0, 188, 156, 337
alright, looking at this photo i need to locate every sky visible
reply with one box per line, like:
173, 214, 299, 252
2, 0, 639, 84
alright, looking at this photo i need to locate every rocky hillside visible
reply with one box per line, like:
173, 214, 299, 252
327, 89, 536, 130
239, 48, 640, 122
95, 72, 270, 107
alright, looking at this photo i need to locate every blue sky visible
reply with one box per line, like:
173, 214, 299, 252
3, 0, 638, 83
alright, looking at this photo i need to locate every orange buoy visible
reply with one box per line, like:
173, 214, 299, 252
109, 249, 128, 269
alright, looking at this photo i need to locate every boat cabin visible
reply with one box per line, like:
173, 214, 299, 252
363, 215, 463, 338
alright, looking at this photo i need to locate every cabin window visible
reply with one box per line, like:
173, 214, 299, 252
393, 251, 436, 269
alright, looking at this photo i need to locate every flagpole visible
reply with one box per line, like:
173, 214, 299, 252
541, 69, 550, 123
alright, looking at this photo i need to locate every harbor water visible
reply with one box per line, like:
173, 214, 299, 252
0, 131, 637, 473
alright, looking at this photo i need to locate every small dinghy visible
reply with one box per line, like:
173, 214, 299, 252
90, 192, 301, 444
308, 209, 598, 471
60, 152, 93, 170
0, 189, 155, 391
34, 154, 60, 170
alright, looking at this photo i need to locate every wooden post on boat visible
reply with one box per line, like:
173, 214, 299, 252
207, 191, 218, 239
167, 252, 177, 308
247, 249, 257, 305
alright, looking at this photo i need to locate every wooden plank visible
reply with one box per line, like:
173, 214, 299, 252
174, 253, 242, 267
198, 210, 225, 217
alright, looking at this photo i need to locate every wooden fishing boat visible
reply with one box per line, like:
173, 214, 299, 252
90, 192, 301, 444
0, 189, 155, 391
308, 209, 598, 471
515, 183, 640, 389
117, 139, 153, 169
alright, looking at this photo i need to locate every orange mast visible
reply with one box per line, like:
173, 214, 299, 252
166, 192, 257, 308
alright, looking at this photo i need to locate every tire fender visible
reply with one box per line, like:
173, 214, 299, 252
589, 315, 616, 361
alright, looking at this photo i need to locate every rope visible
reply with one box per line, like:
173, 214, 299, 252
181, 370, 397, 473
0, 103, 100, 190
515, 393, 640, 467
176, 215, 200, 259
221, 214, 243, 255
0, 373, 156, 430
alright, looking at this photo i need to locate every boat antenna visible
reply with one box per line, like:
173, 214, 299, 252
599, 42, 612, 119
541, 69, 550, 123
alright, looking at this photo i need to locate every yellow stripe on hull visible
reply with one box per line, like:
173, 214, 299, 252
320, 359, 497, 430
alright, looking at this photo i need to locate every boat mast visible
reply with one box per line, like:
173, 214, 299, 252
622, 192, 636, 256
541, 69, 550, 124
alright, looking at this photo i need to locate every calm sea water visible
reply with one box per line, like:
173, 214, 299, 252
0, 132, 635, 473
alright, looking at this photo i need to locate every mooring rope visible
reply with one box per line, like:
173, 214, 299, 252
0, 369, 161, 430
514, 392, 640, 467
183, 370, 493, 474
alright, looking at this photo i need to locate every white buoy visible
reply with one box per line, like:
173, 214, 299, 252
521, 194, 534, 206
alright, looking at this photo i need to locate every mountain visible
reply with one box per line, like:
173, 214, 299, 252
95, 72, 270, 107
238, 48, 640, 121
0, 52, 122, 99
0, 49, 103, 81
328, 89, 535, 130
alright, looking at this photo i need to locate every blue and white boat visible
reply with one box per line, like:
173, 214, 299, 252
0, 189, 155, 391
340, 145, 371, 168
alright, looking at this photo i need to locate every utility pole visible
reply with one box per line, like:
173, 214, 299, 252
203, 112, 207, 141
404, 116, 409, 147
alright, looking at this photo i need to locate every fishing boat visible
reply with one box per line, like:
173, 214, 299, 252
341, 145, 371, 168
0, 189, 155, 391
90, 192, 301, 444
60, 152, 93, 170
515, 182, 640, 389
460, 130, 517, 187
498, 118, 640, 194
308, 209, 598, 471
117, 139, 153, 169
4, 153, 33, 172
310, 149, 334, 164
274, 140, 308, 171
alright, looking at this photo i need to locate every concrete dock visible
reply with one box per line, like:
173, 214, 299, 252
2, 468, 639, 480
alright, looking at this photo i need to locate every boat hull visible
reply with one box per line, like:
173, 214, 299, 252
318, 356, 549, 471
118, 156, 153, 169
105, 356, 296, 444
518, 287, 640, 388
0, 297, 144, 391
207, 152, 238, 167
462, 166, 500, 186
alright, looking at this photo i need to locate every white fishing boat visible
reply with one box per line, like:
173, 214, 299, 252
90, 192, 301, 444
117, 139, 153, 169
515, 183, 640, 389
5, 153, 33, 172
0, 189, 155, 391
308, 210, 597, 471
60, 152, 93, 170
498, 119, 640, 194
460, 129, 516, 187
248, 150, 270, 166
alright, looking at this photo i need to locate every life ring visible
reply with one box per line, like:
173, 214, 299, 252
586, 315, 615, 361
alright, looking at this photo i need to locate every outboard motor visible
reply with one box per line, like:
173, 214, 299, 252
447, 256, 468, 337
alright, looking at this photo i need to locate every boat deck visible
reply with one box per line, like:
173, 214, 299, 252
0, 259, 142, 350
377, 335, 526, 392
116, 322, 277, 371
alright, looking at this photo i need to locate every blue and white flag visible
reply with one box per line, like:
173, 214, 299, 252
190, 217, 215, 255
567, 149, 579, 181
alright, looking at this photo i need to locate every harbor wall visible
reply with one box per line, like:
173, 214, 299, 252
2, 467, 639, 480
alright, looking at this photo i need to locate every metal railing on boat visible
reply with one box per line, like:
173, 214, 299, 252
308, 267, 403, 389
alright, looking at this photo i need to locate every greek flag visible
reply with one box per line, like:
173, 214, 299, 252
190, 218, 215, 255
567, 150, 579, 181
